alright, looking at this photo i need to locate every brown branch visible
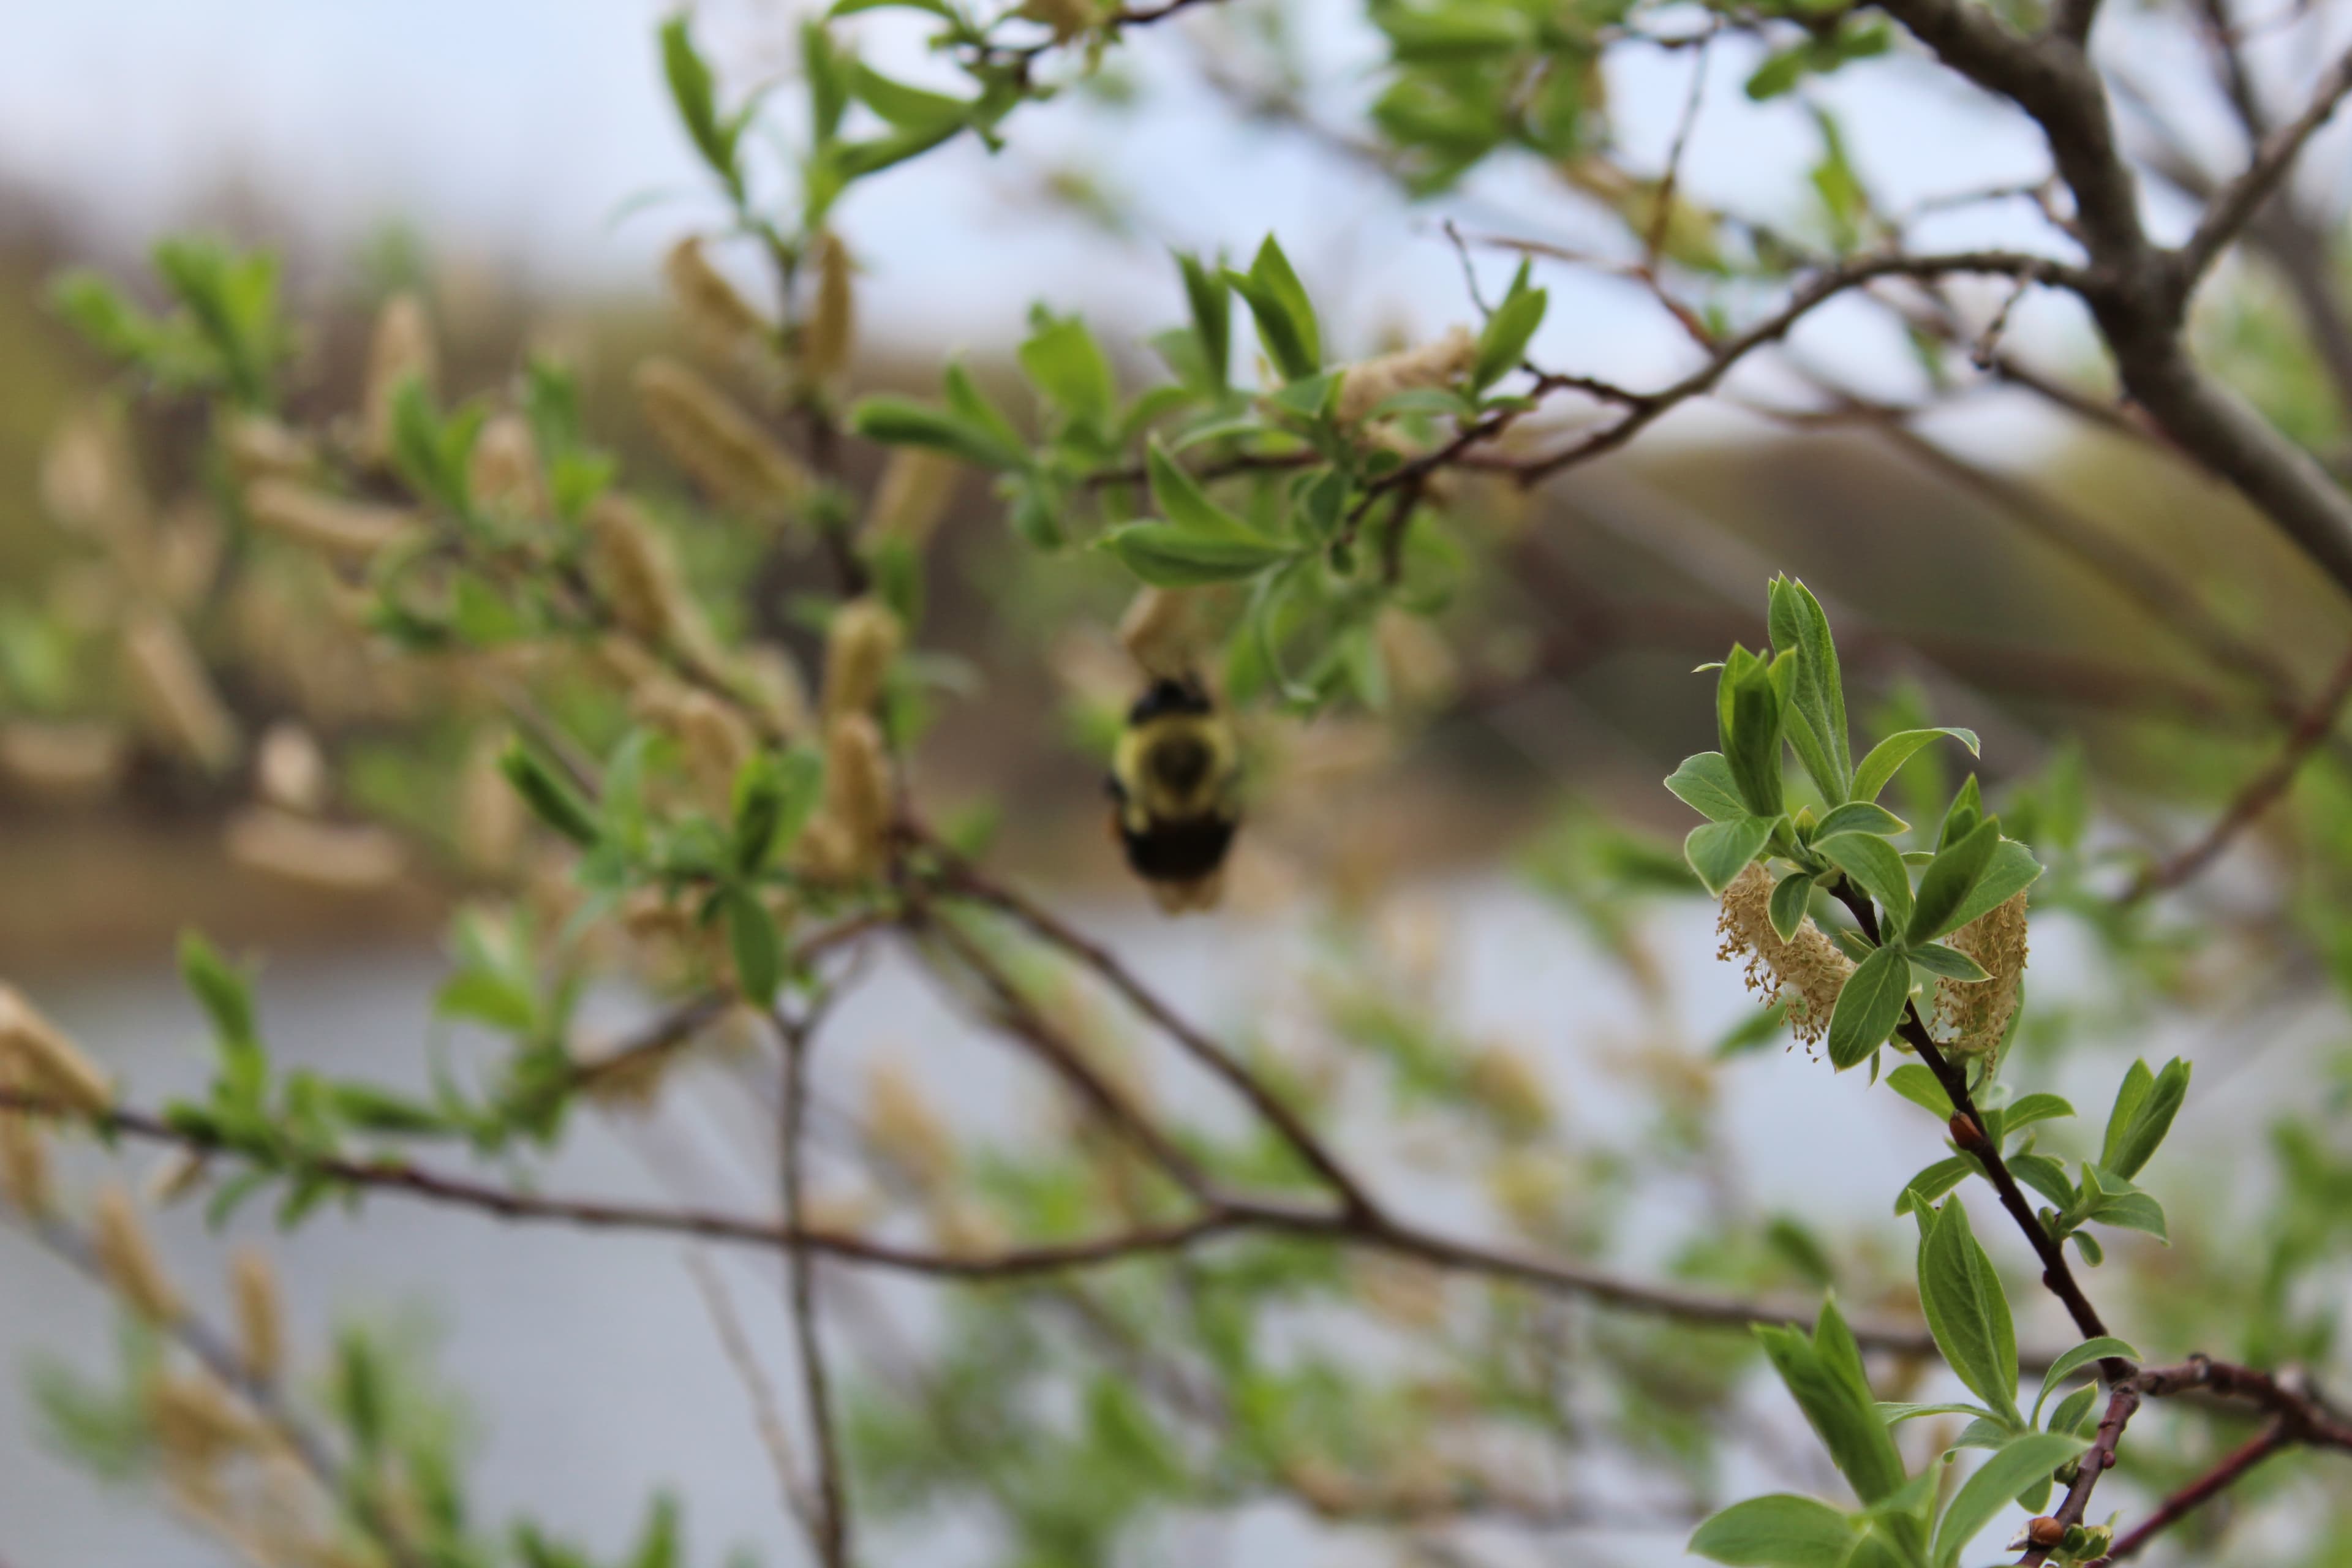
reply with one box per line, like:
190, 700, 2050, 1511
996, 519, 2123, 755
683, 1250, 815, 1534
2091, 1423, 2290, 1561
2021, 1384, 2139, 1564
2125, 635, 2352, 900
774, 1009, 850, 1568
2177, 45, 2352, 287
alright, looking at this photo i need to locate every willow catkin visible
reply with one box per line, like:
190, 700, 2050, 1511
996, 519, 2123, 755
1117, 587, 1204, 682
93, 1184, 183, 1323
860, 446, 957, 552
256, 723, 329, 816
865, 1061, 954, 1194
456, 729, 526, 877
361, 293, 437, 467
1715, 861, 1853, 1049
243, 479, 416, 564
1335, 325, 1477, 423
468, 412, 545, 518
797, 714, 891, 881
633, 681, 755, 811
40, 406, 149, 541
739, 644, 813, 739
0, 720, 127, 800
804, 231, 855, 388
0, 1099, 52, 1217
231, 1245, 285, 1387
1936, 891, 2028, 1059
141, 1147, 211, 1207
821, 598, 902, 722
221, 414, 315, 483
587, 494, 696, 651
635, 358, 811, 522
663, 236, 771, 362
123, 612, 242, 772
149, 1371, 258, 1469
224, 808, 405, 892
0, 984, 115, 1115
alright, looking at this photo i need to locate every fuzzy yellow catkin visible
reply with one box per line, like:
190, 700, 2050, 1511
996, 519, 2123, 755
821, 597, 903, 722
739, 644, 813, 739
865, 1061, 954, 1193
807, 714, 891, 879
221, 414, 314, 483
468, 412, 545, 517
456, 729, 526, 877
141, 1147, 212, 1207
860, 447, 957, 552
663, 236, 771, 361
1335, 324, 1477, 423
224, 808, 405, 892
361, 292, 437, 467
231, 1245, 285, 1387
635, 358, 812, 522
1462, 1044, 1551, 1138
633, 681, 755, 810
123, 611, 242, 772
1936, 891, 2029, 1058
804, 231, 855, 388
256, 722, 329, 815
0, 1102, 52, 1217
0, 984, 116, 1115
148, 1371, 257, 1467
1715, 861, 1854, 1049
587, 494, 695, 650
93, 1185, 184, 1323
1117, 587, 1204, 682
40, 407, 149, 541
1375, 607, 1460, 710
0, 720, 127, 801
243, 478, 417, 563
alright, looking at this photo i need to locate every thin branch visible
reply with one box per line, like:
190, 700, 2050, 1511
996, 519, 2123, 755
683, 1250, 815, 1534
2125, 635, 2352, 900
774, 1009, 849, 1568
2021, 1384, 2139, 1564
2177, 45, 2352, 286
2091, 1423, 2290, 1561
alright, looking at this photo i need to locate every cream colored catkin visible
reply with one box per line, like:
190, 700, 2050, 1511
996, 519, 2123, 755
1335, 325, 1477, 423
861, 447, 958, 552
804, 231, 855, 388
93, 1184, 184, 1324
821, 598, 903, 722
232, 1245, 286, 1387
243, 479, 417, 563
804, 713, 892, 880
663, 236, 772, 361
0, 1103, 52, 1217
587, 494, 695, 651
468, 412, 546, 518
123, 612, 242, 772
361, 293, 437, 468
635, 358, 811, 522
0, 984, 116, 1115
1714, 862, 1855, 1049
1117, 587, 1204, 682
1936, 891, 2029, 1059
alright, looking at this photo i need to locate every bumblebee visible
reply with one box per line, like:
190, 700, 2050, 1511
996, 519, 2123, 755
1107, 676, 1241, 913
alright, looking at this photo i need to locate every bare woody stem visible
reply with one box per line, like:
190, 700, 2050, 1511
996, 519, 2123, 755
2089, 1424, 2291, 1562
774, 1008, 850, 1568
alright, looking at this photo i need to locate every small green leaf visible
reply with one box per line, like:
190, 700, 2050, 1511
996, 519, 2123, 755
1019, 311, 1115, 428
499, 745, 601, 848
1938, 835, 2041, 933
1470, 285, 1546, 393
1683, 815, 1775, 897
725, 891, 782, 1007
1827, 944, 1911, 1071
1894, 1156, 1973, 1215
661, 16, 740, 192
1813, 802, 1906, 839
1174, 250, 1231, 388
1918, 1200, 2021, 1428
1770, 872, 1816, 942
1144, 438, 1253, 537
1096, 524, 1296, 586
2102, 1057, 2188, 1181
2030, 1338, 2138, 1427
1906, 819, 1999, 944
852, 63, 971, 130
1666, 752, 1749, 823
1929, 1431, 2088, 1567
1226, 235, 1320, 381
1722, 648, 1790, 818
179, 930, 258, 1046
1885, 1063, 1952, 1120
1768, 576, 1852, 803
1998, 1093, 2075, 1137
1688, 1494, 1860, 1566
1817, 832, 1913, 932
1752, 1300, 1908, 1504
1852, 728, 1979, 804
1905, 943, 1990, 983
846, 395, 1025, 470
2046, 1382, 2100, 1436
2087, 1189, 2169, 1242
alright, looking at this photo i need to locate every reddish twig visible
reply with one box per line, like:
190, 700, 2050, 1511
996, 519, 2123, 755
2092, 1423, 2290, 1561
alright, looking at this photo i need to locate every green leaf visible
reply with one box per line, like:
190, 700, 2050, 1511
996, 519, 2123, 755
661, 16, 741, 193
1174, 251, 1231, 388
1817, 832, 1913, 932
1885, 1063, 1953, 1120
1226, 235, 1320, 381
1997, 1093, 2075, 1139
1827, 944, 1911, 1071
2008, 1152, 2075, 1211
499, 745, 601, 848
852, 63, 971, 130
1768, 577, 1851, 802
1683, 815, 1775, 897
1894, 1156, 1972, 1215
1929, 1431, 2088, 1568
179, 930, 258, 1046
731, 748, 824, 874
1144, 438, 1254, 537
725, 891, 782, 1007
1097, 524, 1296, 586
1666, 752, 1749, 824
1877, 1401, 1997, 1426
1918, 1200, 2020, 1428
1019, 311, 1115, 427
1906, 943, 1990, 983
1770, 872, 1816, 942
2087, 1189, 2169, 1242
831, 120, 963, 181
1906, 819, 1999, 944
1852, 728, 1979, 804
2102, 1058, 2188, 1181
1813, 802, 1906, 839
2030, 1338, 2138, 1427
846, 395, 1025, 470
1375, 2, 1536, 61
1753, 1300, 1907, 1504
2046, 1383, 2100, 1437
1937, 835, 2041, 934
1721, 647, 1790, 818
1689, 1494, 1860, 1566
1471, 285, 1547, 393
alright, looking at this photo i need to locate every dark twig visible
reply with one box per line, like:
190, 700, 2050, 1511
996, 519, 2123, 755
2091, 1423, 2290, 1561
773, 1007, 850, 1568
2177, 45, 2352, 287
2021, 1384, 2140, 1564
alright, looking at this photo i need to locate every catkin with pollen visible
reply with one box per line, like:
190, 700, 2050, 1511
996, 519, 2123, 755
361, 293, 438, 468
0, 984, 116, 1115
1335, 325, 1477, 423
93, 1185, 183, 1324
635, 358, 812, 523
1936, 891, 2028, 1059
1714, 862, 1853, 1049
663, 236, 771, 362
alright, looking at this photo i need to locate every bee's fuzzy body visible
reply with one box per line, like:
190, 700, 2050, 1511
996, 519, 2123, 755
1107, 677, 1241, 911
